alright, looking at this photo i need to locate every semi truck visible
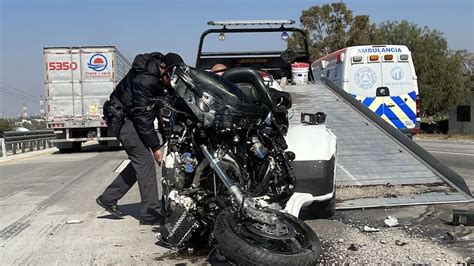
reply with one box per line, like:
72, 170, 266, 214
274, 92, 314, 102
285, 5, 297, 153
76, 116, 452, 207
43, 46, 131, 152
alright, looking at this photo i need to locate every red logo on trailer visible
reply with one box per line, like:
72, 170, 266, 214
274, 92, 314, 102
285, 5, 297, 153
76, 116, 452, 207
87, 54, 108, 72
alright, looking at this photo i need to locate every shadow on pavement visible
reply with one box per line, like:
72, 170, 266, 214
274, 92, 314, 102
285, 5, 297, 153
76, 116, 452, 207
52, 144, 123, 155
119, 203, 141, 220
97, 214, 125, 220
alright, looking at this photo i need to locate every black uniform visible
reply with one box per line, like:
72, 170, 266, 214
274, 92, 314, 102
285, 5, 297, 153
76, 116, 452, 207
99, 52, 171, 222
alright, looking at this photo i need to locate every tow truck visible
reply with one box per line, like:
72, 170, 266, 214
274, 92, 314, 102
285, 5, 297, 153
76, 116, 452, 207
194, 19, 472, 215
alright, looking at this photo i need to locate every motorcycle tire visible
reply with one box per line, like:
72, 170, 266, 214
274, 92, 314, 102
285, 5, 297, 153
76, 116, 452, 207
214, 208, 320, 265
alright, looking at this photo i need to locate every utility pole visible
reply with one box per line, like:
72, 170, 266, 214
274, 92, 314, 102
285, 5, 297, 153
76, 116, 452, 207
40, 95, 45, 119
22, 104, 28, 119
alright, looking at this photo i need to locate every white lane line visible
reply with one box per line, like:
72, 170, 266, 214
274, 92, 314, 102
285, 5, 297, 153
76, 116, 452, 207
114, 159, 130, 172
336, 163, 362, 186
427, 150, 474, 157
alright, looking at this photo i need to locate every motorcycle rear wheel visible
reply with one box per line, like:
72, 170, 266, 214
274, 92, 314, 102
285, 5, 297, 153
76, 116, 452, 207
214, 208, 320, 265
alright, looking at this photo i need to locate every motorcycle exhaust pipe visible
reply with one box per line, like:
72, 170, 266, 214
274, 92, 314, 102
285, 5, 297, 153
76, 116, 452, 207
200, 145, 244, 205
200, 145, 277, 225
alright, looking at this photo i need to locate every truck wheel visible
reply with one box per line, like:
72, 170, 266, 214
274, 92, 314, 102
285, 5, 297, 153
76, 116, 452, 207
72, 142, 81, 152
57, 143, 74, 153
58, 148, 71, 153
214, 208, 320, 265
308, 190, 336, 219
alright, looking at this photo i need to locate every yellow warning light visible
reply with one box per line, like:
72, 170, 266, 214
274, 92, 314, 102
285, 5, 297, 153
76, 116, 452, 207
369, 55, 379, 61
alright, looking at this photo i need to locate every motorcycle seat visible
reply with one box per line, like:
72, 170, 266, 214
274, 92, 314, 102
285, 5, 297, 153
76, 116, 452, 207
222, 67, 274, 108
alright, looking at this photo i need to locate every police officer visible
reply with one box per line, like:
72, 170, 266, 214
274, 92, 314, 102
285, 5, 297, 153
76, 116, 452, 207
96, 52, 184, 225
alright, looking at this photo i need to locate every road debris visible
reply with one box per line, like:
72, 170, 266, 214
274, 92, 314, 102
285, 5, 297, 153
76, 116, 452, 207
395, 240, 408, 246
363, 226, 380, 232
445, 232, 460, 241
66, 219, 83, 224
452, 209, 474, 226
384, 216, 399, 227
348, 243, 360, 251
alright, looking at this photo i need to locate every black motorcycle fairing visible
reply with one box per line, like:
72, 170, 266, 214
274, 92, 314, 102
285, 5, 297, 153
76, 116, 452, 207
171, 66, 270, 129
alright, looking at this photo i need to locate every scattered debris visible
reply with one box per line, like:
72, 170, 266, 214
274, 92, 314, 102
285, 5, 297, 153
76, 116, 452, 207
452, 209, 474, 226
395, 240, 408, 246
445, 232, 460, 241
384, 216, 399, 227
348, 243, 360, 251
363, 226, 380, 232
66, 220, 83, 224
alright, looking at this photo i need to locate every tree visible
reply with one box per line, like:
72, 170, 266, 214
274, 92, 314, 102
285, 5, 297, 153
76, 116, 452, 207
347, 15, 383, 46
379, 21, 470, 115
289, 2, 353, 60
0, 119, 13, 133
456, 49, 474, 93
289, 3, 383, 60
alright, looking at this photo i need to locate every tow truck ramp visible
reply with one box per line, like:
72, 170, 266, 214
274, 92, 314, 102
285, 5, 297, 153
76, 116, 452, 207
287, 80, 473, 209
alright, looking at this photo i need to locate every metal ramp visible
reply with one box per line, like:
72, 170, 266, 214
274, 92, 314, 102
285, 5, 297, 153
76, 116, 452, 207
287, 81, 473, 209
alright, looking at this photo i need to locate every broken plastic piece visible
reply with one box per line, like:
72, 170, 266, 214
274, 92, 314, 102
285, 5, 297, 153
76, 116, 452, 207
363, 226, 380, 232
66, 219, 83, 224
384, 216, 399, 227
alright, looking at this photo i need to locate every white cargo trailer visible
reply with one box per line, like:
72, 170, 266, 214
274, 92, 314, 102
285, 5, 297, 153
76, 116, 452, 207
44, 46, 131, 152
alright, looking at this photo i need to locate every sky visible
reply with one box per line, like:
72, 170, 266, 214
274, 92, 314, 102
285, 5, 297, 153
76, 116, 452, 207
0, 0, 473, 118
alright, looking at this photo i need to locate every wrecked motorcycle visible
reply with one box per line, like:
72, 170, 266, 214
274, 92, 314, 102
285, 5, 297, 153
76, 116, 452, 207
157, 65, 320, 265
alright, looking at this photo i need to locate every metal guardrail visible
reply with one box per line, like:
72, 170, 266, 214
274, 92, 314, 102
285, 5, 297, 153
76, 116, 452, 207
1, 130, 56, 159
320, 77, 473, 199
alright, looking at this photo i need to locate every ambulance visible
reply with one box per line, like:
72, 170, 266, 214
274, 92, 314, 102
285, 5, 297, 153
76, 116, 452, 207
312, 45, 420, 136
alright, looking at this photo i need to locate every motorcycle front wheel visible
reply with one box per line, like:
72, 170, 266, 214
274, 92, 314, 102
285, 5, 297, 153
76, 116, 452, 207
213, 208, 320, 265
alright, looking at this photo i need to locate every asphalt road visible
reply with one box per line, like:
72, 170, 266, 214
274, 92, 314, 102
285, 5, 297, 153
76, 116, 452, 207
0, 140, 472, 264
0, 145, 202, 265
415, 140, 474, 193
